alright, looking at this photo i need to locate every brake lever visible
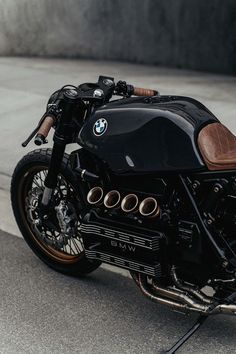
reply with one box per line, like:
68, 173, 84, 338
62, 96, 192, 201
22, 101, 60, 147
22, 113, 48, 147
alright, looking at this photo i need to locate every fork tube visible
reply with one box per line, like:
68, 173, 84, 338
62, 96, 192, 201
45, 142, 66, 188
41, 89, 78, 207
41, 142, 66, 206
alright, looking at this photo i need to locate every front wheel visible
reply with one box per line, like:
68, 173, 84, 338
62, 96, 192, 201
11, 148, 101, 276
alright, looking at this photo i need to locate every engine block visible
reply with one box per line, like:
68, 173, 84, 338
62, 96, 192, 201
81, 211, 166, 277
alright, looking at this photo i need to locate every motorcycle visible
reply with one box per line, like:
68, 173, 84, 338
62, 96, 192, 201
11, 76, 236, 353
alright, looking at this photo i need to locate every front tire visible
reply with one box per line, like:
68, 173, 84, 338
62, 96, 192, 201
11, 148, 101, 276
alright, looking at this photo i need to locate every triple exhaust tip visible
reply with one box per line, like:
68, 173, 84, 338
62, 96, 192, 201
104, 190, 121, 209
87, 186, 104, 205
121, 194, 139, 213
139, 197, 160, 218
87, 187, 160, 218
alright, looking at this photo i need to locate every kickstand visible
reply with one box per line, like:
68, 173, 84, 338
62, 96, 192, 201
164, 315, 208, 354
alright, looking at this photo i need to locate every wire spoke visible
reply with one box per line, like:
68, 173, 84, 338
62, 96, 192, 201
25, 168, 84, 257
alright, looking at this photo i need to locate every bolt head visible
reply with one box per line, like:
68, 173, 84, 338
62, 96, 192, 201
222, 261, 228, 268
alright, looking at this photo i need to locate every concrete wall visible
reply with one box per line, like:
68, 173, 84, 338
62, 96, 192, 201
0, 0, 236, 74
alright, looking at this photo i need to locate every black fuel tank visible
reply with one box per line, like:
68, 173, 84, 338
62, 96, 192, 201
78, 96, 218, 174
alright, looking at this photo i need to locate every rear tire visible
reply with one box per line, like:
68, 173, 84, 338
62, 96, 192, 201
11, 148, 101, 276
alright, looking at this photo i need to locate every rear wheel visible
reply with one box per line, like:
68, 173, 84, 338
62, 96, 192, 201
11, 148, 101, 276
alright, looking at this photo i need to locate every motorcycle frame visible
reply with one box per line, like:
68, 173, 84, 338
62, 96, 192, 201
21, 82, 236, 353
40, 88, 236, 283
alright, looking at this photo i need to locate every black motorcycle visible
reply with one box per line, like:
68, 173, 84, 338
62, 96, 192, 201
11, 76, 236, 353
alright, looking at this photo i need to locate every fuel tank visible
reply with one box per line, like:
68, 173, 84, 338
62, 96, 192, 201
78, 96, 219, 174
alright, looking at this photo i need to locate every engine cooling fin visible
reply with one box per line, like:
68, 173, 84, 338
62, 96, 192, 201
81, 211, 166, 277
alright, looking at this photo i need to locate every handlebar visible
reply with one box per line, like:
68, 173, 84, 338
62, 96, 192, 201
34, 83, 157, 146
34, 116, 54, 146
22, 78, 159, 148
115, 80, 158, 97
132, 86, 158, 97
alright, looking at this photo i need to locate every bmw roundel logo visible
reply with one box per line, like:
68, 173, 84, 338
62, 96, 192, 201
93, 118, 108, 136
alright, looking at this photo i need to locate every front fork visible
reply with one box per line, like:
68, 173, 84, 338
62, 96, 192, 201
41, 141, 66, 206
41, 90, 78, 208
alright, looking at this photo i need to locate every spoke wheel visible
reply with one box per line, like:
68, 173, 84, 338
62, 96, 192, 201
23, 166, 84, 264
11, 149, 101, 275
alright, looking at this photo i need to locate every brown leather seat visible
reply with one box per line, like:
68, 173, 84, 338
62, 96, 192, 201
198, 123, 236, 170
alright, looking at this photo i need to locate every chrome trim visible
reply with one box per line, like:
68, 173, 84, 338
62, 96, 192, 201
152, 283, 209, 312
138, 274, 211, 314
139, 197, 160, 218
87, 186, 104, 205
85, 249, 161, 277
104, 190, 121, 209
80, 223, 160, 250
121, 194, 139, 213
211, 304, 236, 315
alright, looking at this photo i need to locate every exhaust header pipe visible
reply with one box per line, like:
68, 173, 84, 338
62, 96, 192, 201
104, 190, 121, 209
139, 197, 160, 218
87, 186, 104, 205
121, 194, 139, 213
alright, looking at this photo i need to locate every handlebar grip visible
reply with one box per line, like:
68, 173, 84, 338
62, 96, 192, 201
34, 116, 54, 145
132, 87, 158, 97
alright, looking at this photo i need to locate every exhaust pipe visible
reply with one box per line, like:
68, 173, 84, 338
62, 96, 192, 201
87, 186, 104, 205
137, 274, 207, 314
121, 194, 139, 213
134, 272, 236, 317
171, 266, 213, 304
104, 190, 121, 209
139, 197, 160, 218
152, 282, 210, 312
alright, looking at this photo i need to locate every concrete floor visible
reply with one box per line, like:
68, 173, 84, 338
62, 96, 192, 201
1, 229, 236, 354
0, 57, 236, 353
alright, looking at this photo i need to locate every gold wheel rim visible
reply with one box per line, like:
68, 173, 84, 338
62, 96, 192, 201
18, 165, 84, 264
